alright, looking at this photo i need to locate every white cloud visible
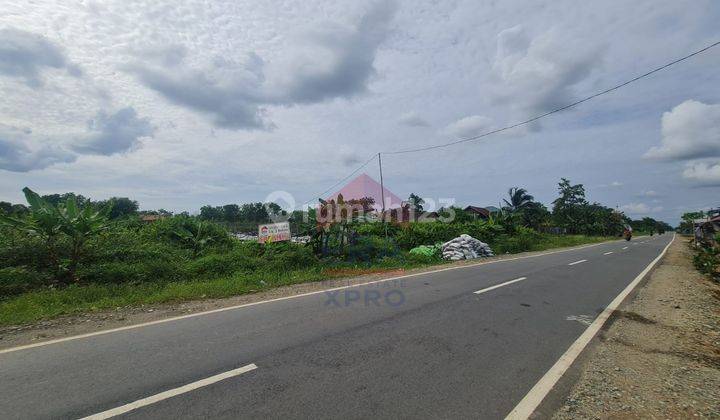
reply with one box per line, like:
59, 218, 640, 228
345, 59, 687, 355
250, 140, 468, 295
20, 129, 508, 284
619, 202, 663, 215
0, 28, 81, 88
128, 1, 398, 130
682, 161, 720, 185
0, 125, 76, 172
0, 108, 153, 172
610, 181, 623, 187
644, 100, 720, 161
490, 25, 602, 120
441, 115, 492, 138
72, 108, 155, 156
640, 190, 659, 197
398, 111, 429, 127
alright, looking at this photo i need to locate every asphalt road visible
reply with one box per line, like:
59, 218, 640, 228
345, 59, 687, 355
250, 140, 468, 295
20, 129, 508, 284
0, 235, 673, 419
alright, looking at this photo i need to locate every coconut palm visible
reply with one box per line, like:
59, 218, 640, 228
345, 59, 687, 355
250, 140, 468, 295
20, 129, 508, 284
503, 187, 535, 212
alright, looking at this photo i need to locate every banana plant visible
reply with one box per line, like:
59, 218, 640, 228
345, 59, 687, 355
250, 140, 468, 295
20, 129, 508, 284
171, 220, 215, 257
0, 187, 110, 283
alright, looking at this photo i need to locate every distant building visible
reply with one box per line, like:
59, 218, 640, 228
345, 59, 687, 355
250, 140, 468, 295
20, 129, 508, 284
463, 206, 490, 220
140, 214, 165, 223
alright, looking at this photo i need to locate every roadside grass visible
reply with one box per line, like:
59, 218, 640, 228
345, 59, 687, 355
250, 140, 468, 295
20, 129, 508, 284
0, 235, 613, 327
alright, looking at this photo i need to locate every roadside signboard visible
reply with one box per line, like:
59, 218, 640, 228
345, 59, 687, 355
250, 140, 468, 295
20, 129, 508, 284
258, 222, 291, 243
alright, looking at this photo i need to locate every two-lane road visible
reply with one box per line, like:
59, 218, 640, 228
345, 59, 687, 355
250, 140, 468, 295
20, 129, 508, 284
0, 235, 674, 419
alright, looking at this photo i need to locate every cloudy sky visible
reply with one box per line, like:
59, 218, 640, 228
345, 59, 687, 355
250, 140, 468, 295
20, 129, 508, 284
1, 0, 719, 223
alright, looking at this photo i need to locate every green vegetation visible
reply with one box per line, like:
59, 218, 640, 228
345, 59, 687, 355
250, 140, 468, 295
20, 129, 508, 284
1, 179, 670, 327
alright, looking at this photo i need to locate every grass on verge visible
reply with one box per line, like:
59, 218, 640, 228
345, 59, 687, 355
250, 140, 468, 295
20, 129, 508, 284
0, 235, 613, 327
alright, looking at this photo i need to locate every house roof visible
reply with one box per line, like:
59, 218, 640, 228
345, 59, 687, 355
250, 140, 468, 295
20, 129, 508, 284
463, 206, 490, 217
327, 173, 402, 211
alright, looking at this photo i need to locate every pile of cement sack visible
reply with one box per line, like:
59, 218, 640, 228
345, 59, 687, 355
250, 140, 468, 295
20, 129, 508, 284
441, 234, 494, 261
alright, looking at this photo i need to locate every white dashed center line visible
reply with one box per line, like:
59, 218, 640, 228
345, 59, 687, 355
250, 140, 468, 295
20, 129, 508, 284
622, 246, 628, 250
568, 259, 587, 266
603, 252, 613, 255
474, 277, 527, 295
80, 363, 258, 419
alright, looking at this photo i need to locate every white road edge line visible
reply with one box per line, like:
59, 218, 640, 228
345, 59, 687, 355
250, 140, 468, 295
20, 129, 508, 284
603, 252, 613, 255
0, 240, 620, 355
80, 363, 258, 420
474, 277, 527, 295
567, 259, 587, 266
504, 234, 675, 420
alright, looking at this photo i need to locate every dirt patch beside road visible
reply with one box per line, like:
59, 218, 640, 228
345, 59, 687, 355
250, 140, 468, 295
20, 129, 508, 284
553, 237, 720, 419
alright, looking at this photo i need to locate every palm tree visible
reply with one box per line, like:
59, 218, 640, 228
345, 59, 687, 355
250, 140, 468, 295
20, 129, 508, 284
503, 187, 535, 213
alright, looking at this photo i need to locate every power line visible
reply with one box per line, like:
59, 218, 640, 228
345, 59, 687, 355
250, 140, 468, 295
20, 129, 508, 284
301, 39, 720, 206
382, 39, 720, 155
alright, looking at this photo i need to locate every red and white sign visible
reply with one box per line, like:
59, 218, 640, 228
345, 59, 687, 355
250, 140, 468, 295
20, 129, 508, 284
258, 222, 291, 243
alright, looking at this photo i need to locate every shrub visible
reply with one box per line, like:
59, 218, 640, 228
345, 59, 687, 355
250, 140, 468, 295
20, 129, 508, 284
260, 242, 319, 270
0, 267, 52, 297
693, 246, 719, 281
186, 252, 258, 278
78, 259, 187, 284
492, 227, 542, 254
345, 236, 400, 263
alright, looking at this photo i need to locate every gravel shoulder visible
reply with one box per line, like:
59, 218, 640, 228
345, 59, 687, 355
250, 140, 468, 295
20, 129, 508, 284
552, 237, 720, 419
0, 241, 609, 351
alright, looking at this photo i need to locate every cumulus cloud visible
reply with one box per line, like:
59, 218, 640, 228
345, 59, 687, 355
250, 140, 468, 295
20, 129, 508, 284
0, 108, 153, 172
644, 100, 720, 161
127, 1, 397, 130
682, 161, 720, 185
441, 115, 492, 138
0, 28, 81, 87
491, 25, 601, 121
0, 125, 76, 172
619, 202, 663, 215
398, 111, 430, 127
72, 108, 155, 155
276, 1, 397, 104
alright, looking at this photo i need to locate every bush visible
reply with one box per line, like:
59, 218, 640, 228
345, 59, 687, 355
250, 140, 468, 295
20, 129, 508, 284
78, 259, 187, 284
142, 216, 232, 253
693, 246, 719, 281
0, 267, 52, 297
260, 242, 319, 270
186, 252, 258, 278
492, 227, 542, 254
345, 236, 400, 263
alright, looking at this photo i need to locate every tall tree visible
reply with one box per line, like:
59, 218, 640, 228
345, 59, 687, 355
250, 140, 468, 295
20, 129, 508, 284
407, 193, 424, 213
503, 187, 535, 212
552, 178, 588, 234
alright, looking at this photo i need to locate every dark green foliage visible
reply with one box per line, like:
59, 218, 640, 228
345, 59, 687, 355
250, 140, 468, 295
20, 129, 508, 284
693, 241, 719, 282
345, 236, 400, 263
0, 267, 52, 297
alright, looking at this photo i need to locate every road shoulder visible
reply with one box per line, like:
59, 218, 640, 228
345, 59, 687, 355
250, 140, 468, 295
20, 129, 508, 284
549, 237, 720, 419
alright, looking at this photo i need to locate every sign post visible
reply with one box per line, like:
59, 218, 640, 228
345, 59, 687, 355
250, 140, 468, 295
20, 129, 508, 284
258, 222, 291, 244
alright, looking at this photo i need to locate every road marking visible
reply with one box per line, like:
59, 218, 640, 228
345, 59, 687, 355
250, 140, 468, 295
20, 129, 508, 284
505, 234, 675, 420
603, 252, 613, 255
474, 277, 527, 295
622, 246, 628, 250
80, 363, 258, 419
568, 259, 587, 266
0, 240, 620, 355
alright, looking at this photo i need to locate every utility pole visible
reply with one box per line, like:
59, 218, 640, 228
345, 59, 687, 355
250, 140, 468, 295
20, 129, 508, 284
378, 152, 388, 238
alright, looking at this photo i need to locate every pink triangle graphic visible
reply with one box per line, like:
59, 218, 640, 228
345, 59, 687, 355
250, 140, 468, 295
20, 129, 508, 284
327, 173, 403, 211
